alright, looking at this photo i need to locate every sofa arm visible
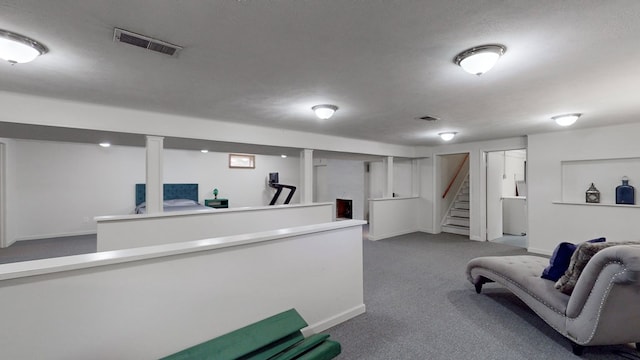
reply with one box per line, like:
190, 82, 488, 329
566, 245, 640, 319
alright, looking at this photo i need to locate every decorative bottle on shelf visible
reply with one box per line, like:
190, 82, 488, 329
615, 176, 635, 205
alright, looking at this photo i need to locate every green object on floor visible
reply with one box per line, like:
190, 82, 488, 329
160, 309, 341, 360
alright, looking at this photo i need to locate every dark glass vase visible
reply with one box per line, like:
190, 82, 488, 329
616, 177, 635, 205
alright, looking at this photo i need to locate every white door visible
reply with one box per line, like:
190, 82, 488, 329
486, 151, 504, 240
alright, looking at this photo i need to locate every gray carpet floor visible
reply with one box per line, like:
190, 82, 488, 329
0, 234, 96, 264
328, 232, 638, 359
493, 234, 528, 249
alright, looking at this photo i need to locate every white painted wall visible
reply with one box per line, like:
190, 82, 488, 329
528, 122, 640, 255
503, 150, 526, 196
314, 158, 365, 220
368, 197, 419, 240
417, 157, 434, 233
393, 160, 413, 197
8, 139, 299, 242
368, 159, 413, 199
0, 138, 16, 247
0, 221, 366, 360
97, 203, 334, 251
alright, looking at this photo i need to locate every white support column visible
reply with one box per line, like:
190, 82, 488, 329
383, 156, 394, 198
145, 136, 164, 214
299, 149, 314, 204
411, 159, 420, 196
0, 143, 5, 248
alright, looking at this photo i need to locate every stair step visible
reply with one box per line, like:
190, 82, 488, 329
442, 224, 470, 236
450, 209, 469, 218
446, 216, 470, 227
457, 194, 469, 201
454, 201, 469, 209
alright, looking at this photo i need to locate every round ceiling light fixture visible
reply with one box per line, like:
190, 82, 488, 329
438, 132, 457, 141
312, 104, 338, 120
99, 142, 111, 148
552, 113, 581, 127
0, 29, 48, 64
454, 44, 506, 75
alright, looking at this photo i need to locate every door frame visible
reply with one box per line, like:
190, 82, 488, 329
481, 147, 527, 241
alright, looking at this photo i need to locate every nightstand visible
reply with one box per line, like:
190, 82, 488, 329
205, 198, 229, 209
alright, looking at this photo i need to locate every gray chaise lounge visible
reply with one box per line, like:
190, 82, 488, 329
466, 244, 640, 355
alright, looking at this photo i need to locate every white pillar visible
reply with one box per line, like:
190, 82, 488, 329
411, 159, 420, 196
299, 149, 314, 204
0, 143, 5, 248
145, 136, 164, 214
383, 156, 394, 198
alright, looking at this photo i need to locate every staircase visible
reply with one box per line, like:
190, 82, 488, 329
442, 177, 470, 236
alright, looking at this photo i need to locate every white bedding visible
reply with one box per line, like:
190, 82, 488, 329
134, 199, 214, 214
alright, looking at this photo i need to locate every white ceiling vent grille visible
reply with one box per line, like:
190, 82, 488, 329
113, 28, 182, 57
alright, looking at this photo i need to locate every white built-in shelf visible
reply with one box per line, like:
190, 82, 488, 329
552, 201, 640, 208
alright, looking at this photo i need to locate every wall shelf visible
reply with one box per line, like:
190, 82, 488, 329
552, 201, 640, 208
560, 156, 640, 204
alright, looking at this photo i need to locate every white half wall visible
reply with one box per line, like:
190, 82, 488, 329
96, 203, 334, 251
368, 197, 419, 240
528, 122, 640, 255
0, 220, 366, 360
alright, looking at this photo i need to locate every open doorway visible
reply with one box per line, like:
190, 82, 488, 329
485, 149, 527, 248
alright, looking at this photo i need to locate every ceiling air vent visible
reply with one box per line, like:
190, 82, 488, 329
113, 28, 182, 57
417, 115, 439, 122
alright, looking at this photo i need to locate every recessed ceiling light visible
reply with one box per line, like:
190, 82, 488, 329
312, 104, 338, 120
552, 113, 581, 127
200, 149, 209, 153
99, 142, 111, 148
454, 44, 506, 75
438, 132, 457, 141
0, 29, 48, 64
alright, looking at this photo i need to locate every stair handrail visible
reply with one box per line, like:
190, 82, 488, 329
442, 153, 469, 199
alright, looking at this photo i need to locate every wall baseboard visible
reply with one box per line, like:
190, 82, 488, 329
368, 228, 418, 241
417, 227, 435, 234
302, 304, 366, 336
470, 235, 483, 241
15, 230, 97, 242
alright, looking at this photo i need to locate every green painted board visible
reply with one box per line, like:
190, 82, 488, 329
268, 334, 331, 360
295, 340, 341, 360
161, 309, 307, 360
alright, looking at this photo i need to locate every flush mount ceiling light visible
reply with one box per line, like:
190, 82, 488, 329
0, 29, 48, 64
312, 104, 338, 120
552, 113, 581, 127
281, 154, 287, 158
200, 149, 209, 153
99, 142, 111, 148
438, 132, 457, 141
454, 44, 506, 75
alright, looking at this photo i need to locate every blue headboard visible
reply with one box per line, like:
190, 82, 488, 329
135, 183, 199, 206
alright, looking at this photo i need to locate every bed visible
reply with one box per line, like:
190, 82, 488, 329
134, 183, 214, 214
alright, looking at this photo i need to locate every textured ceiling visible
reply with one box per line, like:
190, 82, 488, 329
1, 0, 640, 147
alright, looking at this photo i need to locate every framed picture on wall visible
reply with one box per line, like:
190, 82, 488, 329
229, 154, 255, 169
